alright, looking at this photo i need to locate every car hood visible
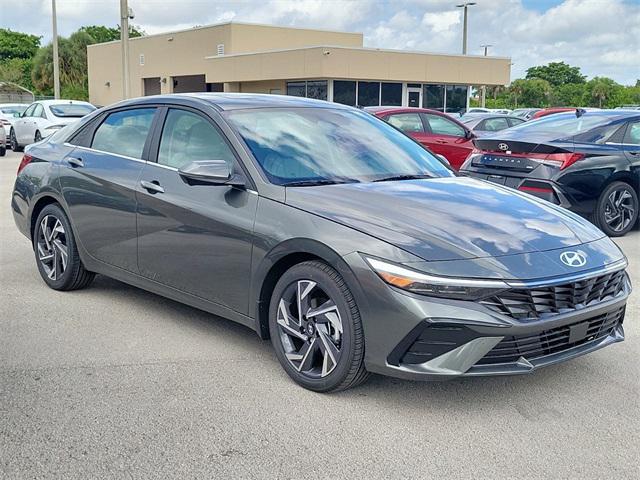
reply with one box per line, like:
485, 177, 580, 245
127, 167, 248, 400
285, 177, 605, 262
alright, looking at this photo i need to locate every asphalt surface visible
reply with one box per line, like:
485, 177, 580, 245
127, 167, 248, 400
1, 149, 638, 479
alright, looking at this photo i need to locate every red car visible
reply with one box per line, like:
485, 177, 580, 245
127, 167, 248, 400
367, 107, 475, 170
531, 107, 577, 119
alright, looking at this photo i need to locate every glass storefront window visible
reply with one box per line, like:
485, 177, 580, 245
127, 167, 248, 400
306, 80, 328, 101
357, 82, 380, 107
423, 84, 445, 111
381, 83, 402, 106
286, 81, 306, 97
445, 85, 468, 114
333, 80, 357, 106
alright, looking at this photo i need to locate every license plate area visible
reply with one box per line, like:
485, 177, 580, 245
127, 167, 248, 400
472, 154, 538, 172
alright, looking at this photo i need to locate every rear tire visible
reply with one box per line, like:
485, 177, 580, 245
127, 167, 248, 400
268, 260, 369, 392
34, 130, 42, 142
0, 146, 5, 157
33, 204, 95, 291
593, 181, 638, 237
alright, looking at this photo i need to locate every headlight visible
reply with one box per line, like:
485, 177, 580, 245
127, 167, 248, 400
364, 257, 509, 301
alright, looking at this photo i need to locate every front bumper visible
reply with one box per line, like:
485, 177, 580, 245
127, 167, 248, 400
345, 253, 631, 381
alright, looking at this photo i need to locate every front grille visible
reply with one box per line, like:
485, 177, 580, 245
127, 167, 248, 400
480, 269, 626, 320
476, 307, 625, 365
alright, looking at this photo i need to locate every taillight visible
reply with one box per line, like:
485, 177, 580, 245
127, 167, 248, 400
17, 154, 33, 175
540, 152, 584, 170
0, 119, 10, 127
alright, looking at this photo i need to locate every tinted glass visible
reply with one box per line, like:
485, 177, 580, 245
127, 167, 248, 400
423, 84, 445, 111
333, 81, 356, 106
423, 114, 465, 136
306, 81, 327, 101
158, 109, 235, 169
50, 104, 96, 118
23, 104, 36, 117
508, 117, 525, 127
624, 121, 640, 144
481, 117, 510, 131
387, 113, 424, 133
33, 104, 45, 118
226, 107, 452, 185
381, 83, 402, 106
507, 113, 620, 137
357, 82, 380, 107
445, 85, 468, 113
286, 82, 306, 98
92, 108, 156, 159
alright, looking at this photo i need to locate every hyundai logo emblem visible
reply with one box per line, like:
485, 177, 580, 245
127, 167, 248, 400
560, 250, 587, 267
498, 143, 509, 151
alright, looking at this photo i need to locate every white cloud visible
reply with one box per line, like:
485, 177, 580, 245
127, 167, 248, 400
2, 0, 639, 85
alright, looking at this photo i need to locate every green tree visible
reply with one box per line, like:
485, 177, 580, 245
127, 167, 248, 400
509, 78, 552, 108
0, 28, 41, 61
79, 24, 144, 43
0, 57, 34, 89
553, 83, 586, 106
584, 77, 623, 108
526, 61, 586, 86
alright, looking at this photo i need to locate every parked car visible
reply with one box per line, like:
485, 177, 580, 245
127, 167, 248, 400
531, 107, 599, 120
0, 124, 6, 156
466, 108, 513, 115
461, 113, 525, 135
615, 105, 640, 111
511, 108, 542, 120
461, 110, 640, 236
0, 103, 28, 142
367, 107, 475, 169
10, 100, 96, 151
12, 94, 631, 392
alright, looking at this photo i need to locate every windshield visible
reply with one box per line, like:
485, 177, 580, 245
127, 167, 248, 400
0, 105, 27, 115
506, 113, 613, 136
49, 104, 96, 118
226, 107, 453, 185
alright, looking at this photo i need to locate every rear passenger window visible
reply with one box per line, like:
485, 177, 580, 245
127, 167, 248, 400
422, 114, 465, 137
386, 113, 424, 133
482, 117, 510, 131
624, 121, 640, 145
157, 109, 235, 169
92, 108, 156, 159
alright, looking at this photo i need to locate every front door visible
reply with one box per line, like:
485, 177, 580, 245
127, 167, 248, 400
16, 104, 36, 144
421, 113, 473, 170
59, 107, 158, 272
407, 88, 422, 108
136, 107, 257, 314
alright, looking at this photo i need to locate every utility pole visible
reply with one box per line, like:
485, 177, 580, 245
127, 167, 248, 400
456, 2, 476, 54
51, 0, 60, 99
480, 44, 492, 107
120, 0, 132, 99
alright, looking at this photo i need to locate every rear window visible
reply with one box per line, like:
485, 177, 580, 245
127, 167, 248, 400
49, 104, 96, 118
507, 113, 615, 137
0, 106, 27, 115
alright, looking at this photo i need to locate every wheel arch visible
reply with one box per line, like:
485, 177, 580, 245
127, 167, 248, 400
29, 193, 68, 243
602, 171, 639, 195
252, 238, 366, 340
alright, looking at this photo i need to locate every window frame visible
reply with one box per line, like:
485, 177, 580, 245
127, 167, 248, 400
22, 104, 36, 118
623, 120, 640, 145
421, 113, 466, 137
384, 113, 426, 134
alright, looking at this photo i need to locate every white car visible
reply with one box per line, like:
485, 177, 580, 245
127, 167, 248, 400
10, 100, 96, 151
0, 103, 28, 142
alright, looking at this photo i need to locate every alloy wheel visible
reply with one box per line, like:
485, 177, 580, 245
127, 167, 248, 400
276, 280, 343, 378
604, 187, 636, 233
35, 131, 42, 142
36, 215, 68, 281
10, 130, 18, 150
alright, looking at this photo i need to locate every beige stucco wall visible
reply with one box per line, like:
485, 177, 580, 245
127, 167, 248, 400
204, 46, 511, 86
88, 22, 363, 106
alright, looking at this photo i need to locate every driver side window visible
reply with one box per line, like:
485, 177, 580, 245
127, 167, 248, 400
157, 109, 235, 169
422, 113, 465, 137
23, 104, 36, 118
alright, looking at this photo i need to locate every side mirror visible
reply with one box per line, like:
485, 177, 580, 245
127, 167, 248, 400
14, 112, 21, 118
178, 160, 245, 187
465, 129, 475, 139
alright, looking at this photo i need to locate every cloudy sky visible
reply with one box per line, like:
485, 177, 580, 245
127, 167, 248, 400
3, 0, 640, 85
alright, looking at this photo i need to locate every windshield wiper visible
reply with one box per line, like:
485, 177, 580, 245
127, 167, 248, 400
283, 178, 359, 187
371, 174, 434, 183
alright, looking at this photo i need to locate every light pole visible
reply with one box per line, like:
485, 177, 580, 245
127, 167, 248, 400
480, 44, 492, 107
456, 2, 476, 55
51, 0, 60, 99
119, 0, 134, 99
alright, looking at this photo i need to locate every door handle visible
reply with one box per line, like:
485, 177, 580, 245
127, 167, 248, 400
67, 157, 84, 168
629, 151, 639, 156
140, 180, 165, 194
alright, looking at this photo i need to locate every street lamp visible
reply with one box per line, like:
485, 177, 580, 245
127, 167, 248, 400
51, 0, 60, 99
480, 43, 492, 107
456, 2, 476, 55
120, 0, 135, 99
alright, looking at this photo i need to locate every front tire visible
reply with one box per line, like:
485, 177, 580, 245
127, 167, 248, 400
0, 145, 5, 157
33, 204, 95, 291
10, 129, 23, 152
593, 181, 638, 237
268, 260, 368, 392
34, 130, 42, 142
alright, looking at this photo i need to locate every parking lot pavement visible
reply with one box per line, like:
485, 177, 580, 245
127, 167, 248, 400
1, 148, 638, 479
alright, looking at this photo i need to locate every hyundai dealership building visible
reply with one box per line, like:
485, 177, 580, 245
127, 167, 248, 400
88, 22, 511, 111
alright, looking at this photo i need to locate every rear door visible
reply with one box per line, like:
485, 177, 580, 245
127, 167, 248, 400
16, 104, 36, 144
136, 107, 258, 314
385, 112, 430, 144
59, 107, 158, 272
421, 113, 473, 170
621, 120, 640, 162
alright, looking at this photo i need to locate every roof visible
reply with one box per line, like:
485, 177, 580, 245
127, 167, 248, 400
114, 93, 355, 111
33, 99, 94, 106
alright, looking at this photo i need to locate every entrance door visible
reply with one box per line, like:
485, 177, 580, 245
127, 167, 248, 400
407, 87, 422, 108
